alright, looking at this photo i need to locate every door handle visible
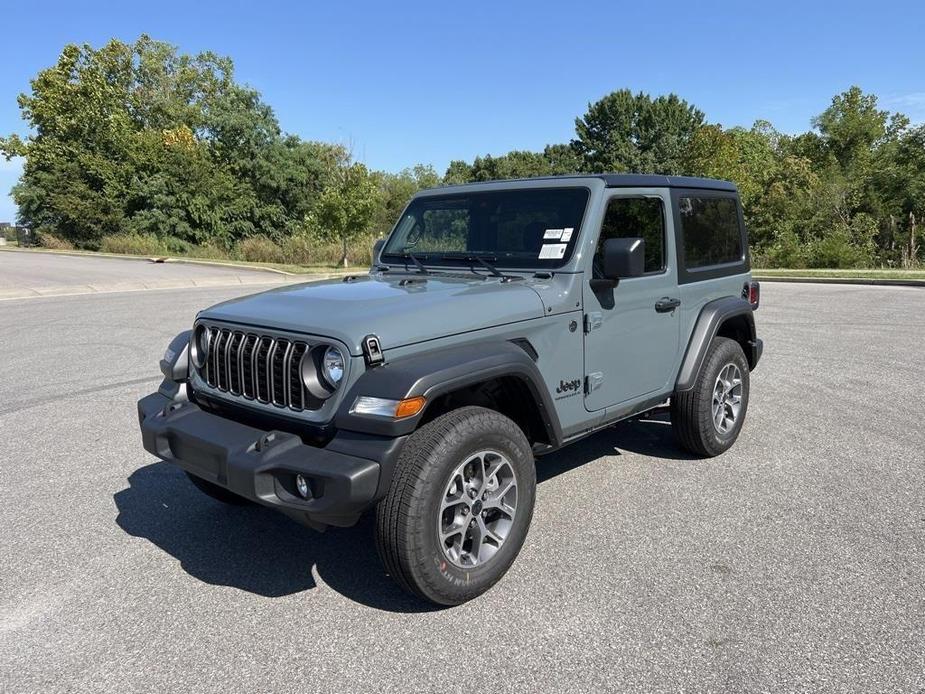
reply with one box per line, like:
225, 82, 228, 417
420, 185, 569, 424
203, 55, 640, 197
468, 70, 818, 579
655, 297, 681, 313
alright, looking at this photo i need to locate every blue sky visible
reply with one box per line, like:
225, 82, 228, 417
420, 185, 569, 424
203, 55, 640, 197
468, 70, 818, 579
2, 0, 924, 222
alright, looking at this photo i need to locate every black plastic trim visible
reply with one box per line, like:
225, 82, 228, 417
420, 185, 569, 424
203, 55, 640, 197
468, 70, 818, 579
335, 341, 563, 445
509, 338, 539, 362
675, 296, 758, 392
160, 330, 191, 382
138, 392, 388, 527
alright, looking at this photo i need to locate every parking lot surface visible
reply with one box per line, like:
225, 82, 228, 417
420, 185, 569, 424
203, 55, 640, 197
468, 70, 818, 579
0, 276, 922, 692
0, 250, 288, 299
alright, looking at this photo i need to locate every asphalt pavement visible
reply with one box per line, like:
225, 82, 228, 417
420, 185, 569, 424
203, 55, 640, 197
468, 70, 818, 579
0, 250, 291, 299
0, 268, 922, 692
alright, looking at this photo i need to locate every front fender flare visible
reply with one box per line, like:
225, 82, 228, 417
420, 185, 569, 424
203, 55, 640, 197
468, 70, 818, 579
335, 340, 563, 444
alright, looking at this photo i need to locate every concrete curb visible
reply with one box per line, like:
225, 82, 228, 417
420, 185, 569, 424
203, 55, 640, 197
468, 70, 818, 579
754, 275, 925, 288
0, 245, 363, 278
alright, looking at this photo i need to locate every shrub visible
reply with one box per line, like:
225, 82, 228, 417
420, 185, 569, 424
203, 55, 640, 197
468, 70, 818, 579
163, 236, 194, 255
755, 228, 808, 268
806, 230, 873, 269
189, 241, 232, 260
99, 234, 168, 256
36, 231, 75, 250
236, 236, 287, 264
279, 234, 317, 265
278, 233, 376, 267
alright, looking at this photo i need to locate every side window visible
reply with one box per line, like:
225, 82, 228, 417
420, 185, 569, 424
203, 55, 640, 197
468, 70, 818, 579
679, 196, 743, 268
594, 197, 665, 276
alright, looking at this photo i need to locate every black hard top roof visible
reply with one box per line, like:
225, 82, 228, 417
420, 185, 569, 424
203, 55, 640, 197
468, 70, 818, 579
599, 174, 736, 191
439, 173, 737, 192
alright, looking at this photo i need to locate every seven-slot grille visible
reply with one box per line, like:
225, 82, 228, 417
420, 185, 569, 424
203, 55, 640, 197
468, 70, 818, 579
200, 326, 316, 411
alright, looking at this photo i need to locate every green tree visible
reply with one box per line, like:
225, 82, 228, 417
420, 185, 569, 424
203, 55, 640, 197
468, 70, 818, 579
0, 36, 331, 248
812, 86, 892, 171
572, 90, 704, 174
314, 161, 380, 267
372, 164, 440, 236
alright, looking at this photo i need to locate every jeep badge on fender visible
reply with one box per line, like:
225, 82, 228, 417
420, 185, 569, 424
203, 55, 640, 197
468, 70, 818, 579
138, 174, 762, 606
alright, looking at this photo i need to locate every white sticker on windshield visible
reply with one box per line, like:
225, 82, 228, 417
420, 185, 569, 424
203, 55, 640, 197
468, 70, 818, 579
539, 243, 567, 259
560, 227, 574, 242
544, 228, 563, 240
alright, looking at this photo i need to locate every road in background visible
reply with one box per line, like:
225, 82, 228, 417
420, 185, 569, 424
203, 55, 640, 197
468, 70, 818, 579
0, 251, 291, 299
0, 280, 923, 692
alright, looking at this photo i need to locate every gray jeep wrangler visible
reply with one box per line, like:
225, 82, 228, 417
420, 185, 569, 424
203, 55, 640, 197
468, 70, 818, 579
138, 174, 762, 605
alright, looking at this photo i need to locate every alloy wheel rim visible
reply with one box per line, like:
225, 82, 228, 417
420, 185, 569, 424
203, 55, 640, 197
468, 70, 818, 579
437, 450, 518, 568
712, 363, 743, 434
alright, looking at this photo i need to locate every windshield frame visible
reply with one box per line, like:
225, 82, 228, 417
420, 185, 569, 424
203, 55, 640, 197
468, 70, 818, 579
380, 185, 592, 271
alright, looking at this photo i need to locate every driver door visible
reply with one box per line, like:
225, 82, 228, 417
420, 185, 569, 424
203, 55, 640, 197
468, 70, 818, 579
583, 191, 679, 412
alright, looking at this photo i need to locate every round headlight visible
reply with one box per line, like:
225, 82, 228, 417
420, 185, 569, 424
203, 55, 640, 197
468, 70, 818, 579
191, 324, 210, 368
321, 346, 345, 388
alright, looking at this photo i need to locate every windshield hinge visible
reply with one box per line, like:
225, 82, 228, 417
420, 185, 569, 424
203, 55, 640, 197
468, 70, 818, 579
584, 312, 602, 334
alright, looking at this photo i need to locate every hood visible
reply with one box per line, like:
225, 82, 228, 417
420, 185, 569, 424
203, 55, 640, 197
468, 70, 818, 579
199, 272, 546, 355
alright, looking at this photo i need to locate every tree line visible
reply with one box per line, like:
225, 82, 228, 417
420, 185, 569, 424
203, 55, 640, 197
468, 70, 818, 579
2, 36, 922, 268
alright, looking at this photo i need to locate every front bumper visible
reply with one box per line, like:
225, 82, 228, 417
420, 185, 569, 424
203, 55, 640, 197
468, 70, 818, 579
138, 392, 399, 528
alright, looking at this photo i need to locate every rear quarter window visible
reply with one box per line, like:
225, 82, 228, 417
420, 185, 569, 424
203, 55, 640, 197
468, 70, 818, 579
679, 196, 743, 268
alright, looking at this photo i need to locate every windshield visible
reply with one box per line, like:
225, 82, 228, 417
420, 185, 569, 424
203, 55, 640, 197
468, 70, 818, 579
381, 187, 590, 269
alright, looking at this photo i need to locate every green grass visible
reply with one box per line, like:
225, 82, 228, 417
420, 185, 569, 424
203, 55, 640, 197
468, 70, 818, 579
169, 256, 367, 275
754, 268, 925, 280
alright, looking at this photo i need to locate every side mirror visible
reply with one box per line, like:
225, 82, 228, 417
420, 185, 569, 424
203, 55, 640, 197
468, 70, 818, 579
372, 238, 386, 264
602, 237, 645, 280
591, 238, 645, 291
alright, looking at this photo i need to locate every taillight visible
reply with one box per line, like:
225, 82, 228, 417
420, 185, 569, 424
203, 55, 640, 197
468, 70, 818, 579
746, 281, 760, 309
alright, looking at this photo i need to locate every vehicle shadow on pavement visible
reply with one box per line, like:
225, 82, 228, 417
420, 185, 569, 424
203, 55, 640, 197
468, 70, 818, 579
114, 462, 435, 613
538, 411, 699, 479
114, 417, 693, 612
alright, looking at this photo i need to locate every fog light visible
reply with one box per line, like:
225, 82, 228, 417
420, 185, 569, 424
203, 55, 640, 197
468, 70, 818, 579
295, 474, 310, 499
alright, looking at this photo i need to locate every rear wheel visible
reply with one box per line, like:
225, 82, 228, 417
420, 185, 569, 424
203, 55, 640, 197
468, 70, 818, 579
375, 406, 536, 605
671, 336, 750, 457
185, 472, 251, 505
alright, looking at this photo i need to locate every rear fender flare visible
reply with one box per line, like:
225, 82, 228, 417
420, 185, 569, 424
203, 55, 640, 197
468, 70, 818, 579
675, 296, 756, 392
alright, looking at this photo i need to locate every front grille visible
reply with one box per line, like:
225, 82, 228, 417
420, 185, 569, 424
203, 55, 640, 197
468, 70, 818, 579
201, 326, 317, 411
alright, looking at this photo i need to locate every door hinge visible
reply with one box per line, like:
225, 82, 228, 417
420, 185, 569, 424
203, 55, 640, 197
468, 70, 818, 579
585, 371, 604, 394
584, 312, 602, 334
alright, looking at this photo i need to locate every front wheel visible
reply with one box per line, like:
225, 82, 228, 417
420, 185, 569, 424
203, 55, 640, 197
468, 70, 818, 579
671, 336, 750, 457
375, 406, 536, 606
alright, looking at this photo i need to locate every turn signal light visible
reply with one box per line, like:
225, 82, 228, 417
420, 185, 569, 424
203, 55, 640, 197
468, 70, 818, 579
350, 395, 427, 419
395, 396, 426, 418
748, 281, 760, 309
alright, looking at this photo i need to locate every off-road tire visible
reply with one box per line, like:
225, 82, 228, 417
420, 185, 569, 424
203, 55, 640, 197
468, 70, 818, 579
375, 406, 536, 606
671, 336, 750, 457
186, 471, 251, 505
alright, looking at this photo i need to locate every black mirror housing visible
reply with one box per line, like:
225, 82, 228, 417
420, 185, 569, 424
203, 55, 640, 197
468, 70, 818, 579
373, 238, 386, 263
602, 237, 645, 280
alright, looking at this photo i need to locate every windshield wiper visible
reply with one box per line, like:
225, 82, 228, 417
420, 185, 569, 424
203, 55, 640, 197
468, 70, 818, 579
381, 251, 429, 274
440, 253, 505, 279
